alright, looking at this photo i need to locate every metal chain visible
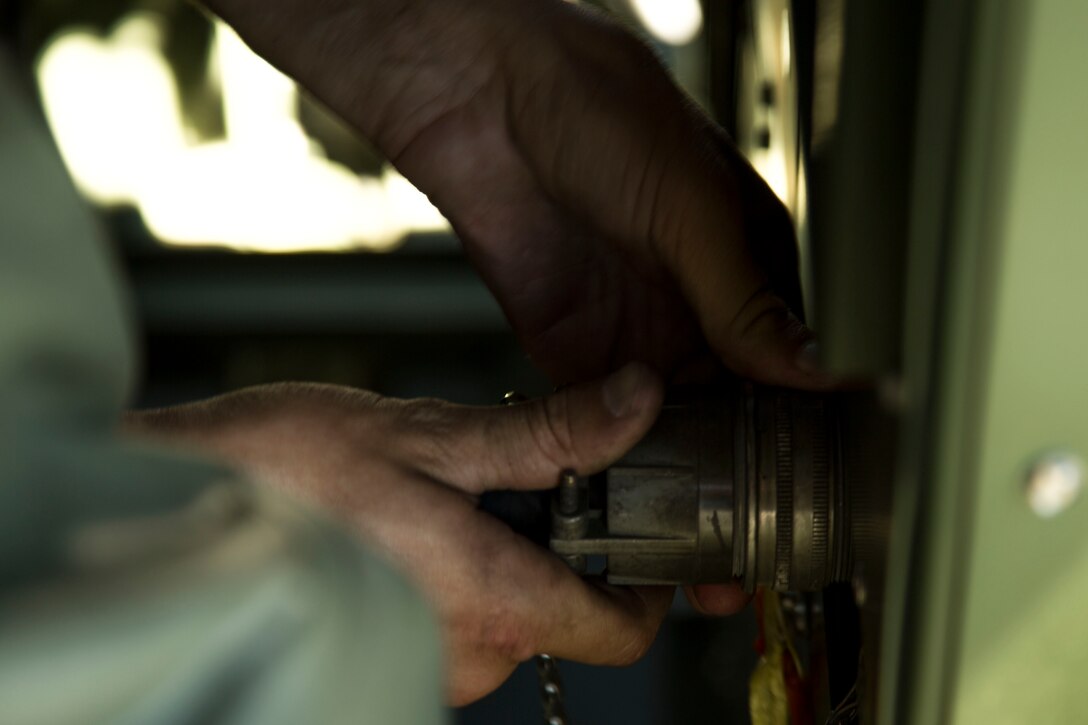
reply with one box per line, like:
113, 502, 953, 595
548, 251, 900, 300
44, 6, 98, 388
502, 392, 574, 725
534, 469, 575, 724
535, 654, 571, 725
533, 467, 584, 724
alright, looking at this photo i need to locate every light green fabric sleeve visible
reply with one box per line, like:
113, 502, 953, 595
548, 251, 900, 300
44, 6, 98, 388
0, 53, 446, 725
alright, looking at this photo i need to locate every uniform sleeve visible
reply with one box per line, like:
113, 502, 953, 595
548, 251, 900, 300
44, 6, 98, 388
0, 53, 446, 725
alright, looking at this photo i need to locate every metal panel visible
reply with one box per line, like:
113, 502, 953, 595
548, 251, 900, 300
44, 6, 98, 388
888, 0, 1088, 722
806, 0, 922, 376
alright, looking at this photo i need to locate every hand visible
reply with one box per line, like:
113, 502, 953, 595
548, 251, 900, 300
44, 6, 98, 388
125, 363, 698, 705
207, 0, 824, 387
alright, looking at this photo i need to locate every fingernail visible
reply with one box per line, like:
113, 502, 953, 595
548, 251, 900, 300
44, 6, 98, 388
793, 340, 842, 389
794, 340, 822, 375
602, 362, 649, 418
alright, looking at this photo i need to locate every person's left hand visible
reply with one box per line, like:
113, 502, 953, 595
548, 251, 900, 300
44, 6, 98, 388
125, 364, 725, 704
207, 0, 815, 388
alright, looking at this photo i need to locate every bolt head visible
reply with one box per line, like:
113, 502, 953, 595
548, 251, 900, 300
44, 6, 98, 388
1026, 452, 1084, 518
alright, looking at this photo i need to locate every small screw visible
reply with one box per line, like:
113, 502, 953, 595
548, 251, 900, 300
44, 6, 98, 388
1026, 452, 1084, 518
558, 469, 580, 516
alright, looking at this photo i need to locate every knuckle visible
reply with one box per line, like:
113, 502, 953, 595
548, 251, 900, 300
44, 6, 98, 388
392, 397, 454, 432
448, 600, 536, 666
478, 599, 540, 663
726, 285, 789, 343
527, 393, 576, 468
480, 609, 539, 663
468, 537, 544, 662
388, 397, 464, 473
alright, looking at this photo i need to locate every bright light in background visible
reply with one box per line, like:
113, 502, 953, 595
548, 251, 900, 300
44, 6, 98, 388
749, 145, 790, 204
629, 0, 703, 46
780, 9, 792, 76
36, 13, 448, 253
36, 15, 184, 206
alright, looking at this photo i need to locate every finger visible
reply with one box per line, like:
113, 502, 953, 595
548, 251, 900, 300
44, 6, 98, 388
683, 582, 750, 616
709, 128, 806, 317
543, 582, 674, 666
647, 142, 835, 391
531, 560, 674, 666
451, 514, 671, 670
406, 361, 664, 493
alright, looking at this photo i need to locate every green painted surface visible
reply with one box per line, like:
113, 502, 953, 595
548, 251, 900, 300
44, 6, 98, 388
887, 0, 1088, 722
949, 0, 1088, 719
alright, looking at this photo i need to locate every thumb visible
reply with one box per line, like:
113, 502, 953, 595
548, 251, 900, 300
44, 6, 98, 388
649, 146, 831, 390
428, 362, 664, 494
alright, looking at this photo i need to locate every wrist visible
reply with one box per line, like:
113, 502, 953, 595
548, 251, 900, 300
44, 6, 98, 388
200, 0, 536, 156
335, 0, 544, 157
